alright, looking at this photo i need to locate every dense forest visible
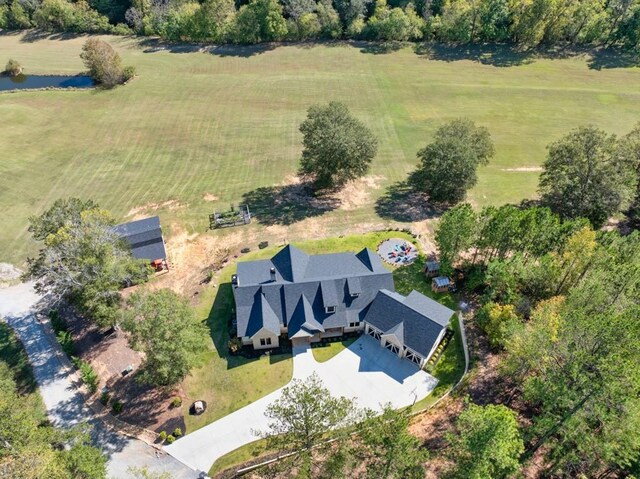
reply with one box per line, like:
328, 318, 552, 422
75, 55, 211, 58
1, 0, 639, 47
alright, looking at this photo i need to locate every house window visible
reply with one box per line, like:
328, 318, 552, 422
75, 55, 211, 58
350, 292, 360, 298
260, 337, 272, 346
349, 321, 360, 328
326, 306, 336, 314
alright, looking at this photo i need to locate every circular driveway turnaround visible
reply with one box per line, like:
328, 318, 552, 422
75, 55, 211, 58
165, 335, 438, 473
377, 238, 419, 266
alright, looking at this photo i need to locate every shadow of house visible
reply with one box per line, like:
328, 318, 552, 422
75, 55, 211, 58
242, 182, 339, 226
375, 179, 445, 222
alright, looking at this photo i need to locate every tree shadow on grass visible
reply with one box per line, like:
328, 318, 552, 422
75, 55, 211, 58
587, 47, 640, 70
18, 30, 84, 43
138, 37, 277, 58
375, 178, 445, 222
242, 182, 339, 226
414, 42, 536, 67
358, 41, 406, 55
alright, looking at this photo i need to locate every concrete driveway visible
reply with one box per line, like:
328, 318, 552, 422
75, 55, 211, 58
165, 334, 438, 473
0, 282, 197, 479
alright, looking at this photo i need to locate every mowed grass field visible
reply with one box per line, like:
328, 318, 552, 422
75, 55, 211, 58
1, 31, 640, 265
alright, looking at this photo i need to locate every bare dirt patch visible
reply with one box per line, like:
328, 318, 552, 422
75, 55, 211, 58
338, 175, 385, 211
126, 200, 186, 220
203, 193, 219, 202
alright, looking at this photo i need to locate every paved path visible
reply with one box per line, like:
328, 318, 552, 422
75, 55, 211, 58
0, 282, 197, 479
166, 334, 438, 473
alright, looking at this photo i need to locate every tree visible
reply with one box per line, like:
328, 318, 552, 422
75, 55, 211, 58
446, 402, 524, 479
619, 122, 640, 227
4, 58, 22, 76
258, 373, 359, 477
80, 38, 133, 88
121, 289, 208, 387
232, 0, 287, 43
539, 126, 636, 227
356, 405, 428, 479
475, 301, 520, 349
26, 200, 150, 327
413, 118, 494, 204
299, 101, 378, 190
435, 203, 477, 275
504, 268, 640, 477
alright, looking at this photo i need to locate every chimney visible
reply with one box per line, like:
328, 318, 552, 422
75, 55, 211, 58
270, 267, 276, 281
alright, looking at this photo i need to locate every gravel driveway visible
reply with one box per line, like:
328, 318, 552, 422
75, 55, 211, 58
165, 334, 438, 473
0, 282, 197, 479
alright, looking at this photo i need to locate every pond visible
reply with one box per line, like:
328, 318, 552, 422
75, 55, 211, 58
0, 74, 94, 91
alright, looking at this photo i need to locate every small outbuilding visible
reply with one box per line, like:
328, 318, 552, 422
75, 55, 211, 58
431, 276, 450, 293
113, 216, 168, 271
423, 260, 440, 277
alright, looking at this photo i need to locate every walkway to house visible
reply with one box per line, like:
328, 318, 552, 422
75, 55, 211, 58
165, 334, 438, 473
0, 283, 196, 479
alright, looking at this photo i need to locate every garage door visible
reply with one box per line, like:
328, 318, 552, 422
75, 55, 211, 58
385, 342, 400, 355
368, 328, 381, 340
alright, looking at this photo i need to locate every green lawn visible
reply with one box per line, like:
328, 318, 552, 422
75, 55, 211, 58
311, 337, 357, 363
2, 32, 640, 266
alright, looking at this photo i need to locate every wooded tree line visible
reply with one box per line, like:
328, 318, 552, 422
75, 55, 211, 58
1, 0, 640, 47
435, 202, 640, 477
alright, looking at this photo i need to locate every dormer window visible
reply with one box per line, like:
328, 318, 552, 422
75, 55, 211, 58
326, 306, 336, 314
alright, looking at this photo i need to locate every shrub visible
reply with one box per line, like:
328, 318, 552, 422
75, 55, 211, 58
228, 337, 242, 354
49, 309, 66, 334
73, 357, 99, 393
57, 331, 75, 356
100, 392, 111, 405
112, 400, 124, 414
4, 59, 22, 76
165, 434, 176, 444
173, 427, 182, 437
122, 65, 136, 82
170, 397, 182, 408
159, 430, 167, 442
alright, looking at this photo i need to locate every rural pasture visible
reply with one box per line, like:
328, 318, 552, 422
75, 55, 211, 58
1, 31, 640, 265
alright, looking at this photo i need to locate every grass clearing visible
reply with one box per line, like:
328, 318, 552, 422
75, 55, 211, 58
2, 33, 640, 265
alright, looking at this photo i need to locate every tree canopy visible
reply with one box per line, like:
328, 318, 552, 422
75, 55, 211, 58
26, 199, 150, 327
413, 118, 494, 204
81, 38, 134, 87
121, 289, 209, 387
538, 125, 637, 227
259, 373, 359, 476
446, 402, 524, 479
299, 101, 378, 190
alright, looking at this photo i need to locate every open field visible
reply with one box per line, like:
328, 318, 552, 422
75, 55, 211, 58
2, 31, 640, 265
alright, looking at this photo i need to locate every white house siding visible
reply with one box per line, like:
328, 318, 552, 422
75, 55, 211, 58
251, 329, 280, 350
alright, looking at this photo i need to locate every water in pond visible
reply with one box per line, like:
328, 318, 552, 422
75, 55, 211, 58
0, 74, 94, 91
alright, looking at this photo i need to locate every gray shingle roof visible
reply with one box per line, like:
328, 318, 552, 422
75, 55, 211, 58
364, 289, 453, 357
113, 216, 166, 261
234, 245, 394, 339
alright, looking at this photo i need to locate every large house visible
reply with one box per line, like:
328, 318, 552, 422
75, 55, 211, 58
233, 245, 454, 368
